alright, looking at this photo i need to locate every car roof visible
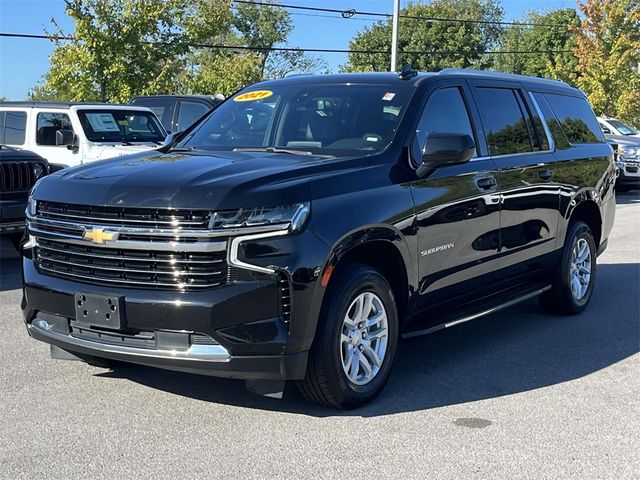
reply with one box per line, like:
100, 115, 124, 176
0, 101, 150, 110
130, 95, 222, 103
250, 69, 582, 96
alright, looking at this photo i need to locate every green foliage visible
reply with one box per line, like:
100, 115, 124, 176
30, 0, 325, 101
494, 9, 580, 83
575, 0, 640, 126
342, 0, 504, 72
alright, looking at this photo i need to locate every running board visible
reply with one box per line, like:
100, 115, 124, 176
401, 285, 552, 339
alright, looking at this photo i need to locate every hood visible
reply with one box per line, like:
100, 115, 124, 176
91, 143, 162, 161
606, 134, 640, 146
32, 149, 367, 210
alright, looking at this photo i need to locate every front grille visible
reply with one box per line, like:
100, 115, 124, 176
0, 162, 43, 192
35, 238, 228, 290
68, 323, 219, 349
37, 201, 211, 230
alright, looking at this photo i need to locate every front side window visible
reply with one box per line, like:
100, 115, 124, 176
474, 88, 534, 156
414, 87, 476, 158
542, 93, 605, 144
0, 111, 27, 145
76, 109, 166, 143
36, 112, 72, 146
178, 85, 413, 156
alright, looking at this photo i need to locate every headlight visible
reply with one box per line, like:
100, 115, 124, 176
26, 197, 37, 217
209, 203, 310, 232
619, 145, 640, 160
32, 162, 45, 180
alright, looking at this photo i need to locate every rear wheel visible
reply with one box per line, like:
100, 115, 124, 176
540, 220, 596, 315
297, 264, 399, 409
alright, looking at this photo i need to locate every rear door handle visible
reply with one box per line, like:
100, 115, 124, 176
538, 169, 554, 181
475, 176, 497, 190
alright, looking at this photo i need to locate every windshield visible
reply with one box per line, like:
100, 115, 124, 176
608, 119, 639, 136
77, 109, 166, 143
177, 84, 412, 155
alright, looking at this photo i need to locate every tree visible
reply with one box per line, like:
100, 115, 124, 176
574, 0, 640, 126
494, 9, 580, 83
183, 2, 326, 96
342, 0, 504, 72
30, 0, 231, 102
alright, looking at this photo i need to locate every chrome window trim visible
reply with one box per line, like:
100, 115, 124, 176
228, 226, 291, 274
528, 91, 555, 152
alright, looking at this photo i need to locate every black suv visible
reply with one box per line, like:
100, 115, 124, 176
1, 145, 48, 249
22, 69, 616, 408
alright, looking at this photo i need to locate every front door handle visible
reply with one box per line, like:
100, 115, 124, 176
538, 169, 554, 181
476, 176, 497, 190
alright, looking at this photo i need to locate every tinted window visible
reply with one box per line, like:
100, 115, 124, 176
415, 87, 476, 157
37, 112, 73, 146
0, 111, 27, 145
176, 101, 210, 131
543, 93, 605, 144
132, 98, 174, 131
474, 88, 533, 156
532, 92, 571, 149
180, 85, 412, 155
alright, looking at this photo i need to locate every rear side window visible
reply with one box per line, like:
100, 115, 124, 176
542, 93, 604, 144
132, 99, 175, 131
0, 111, 27, 145
415, 87, 476, 158
36, 112, 73, 146
474, 88, 534, 156
176, 101, 210, 131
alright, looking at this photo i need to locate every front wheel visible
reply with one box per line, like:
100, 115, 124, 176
297, 264, 399, 409
540, 220, 597, 315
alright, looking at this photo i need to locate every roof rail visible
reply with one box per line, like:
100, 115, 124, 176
438, 68, 570, 86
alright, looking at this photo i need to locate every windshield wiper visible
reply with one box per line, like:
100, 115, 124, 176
233, 147, 314, 156
169, 146, 195, 152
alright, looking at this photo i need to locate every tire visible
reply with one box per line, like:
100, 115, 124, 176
539, 220, 597, 315
296, 264, 399, 409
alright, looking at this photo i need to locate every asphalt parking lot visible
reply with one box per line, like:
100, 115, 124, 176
1, 192, 638, 479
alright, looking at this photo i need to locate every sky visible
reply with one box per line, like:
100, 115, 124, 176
0, 0, 574, 100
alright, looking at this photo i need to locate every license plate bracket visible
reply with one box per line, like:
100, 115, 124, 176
75, 293, 123, 329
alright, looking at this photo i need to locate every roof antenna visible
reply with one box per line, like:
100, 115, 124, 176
398, 64, 418, 80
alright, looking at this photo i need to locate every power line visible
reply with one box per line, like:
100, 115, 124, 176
232, 0, 573, 28
0, 32, 573, 56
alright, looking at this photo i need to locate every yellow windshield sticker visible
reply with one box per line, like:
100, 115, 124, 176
234, 90, 273, 102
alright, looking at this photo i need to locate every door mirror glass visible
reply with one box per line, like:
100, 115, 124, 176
56, 129, 74, 146
417, 132, 475, 177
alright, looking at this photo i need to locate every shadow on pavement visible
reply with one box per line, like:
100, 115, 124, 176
0, 242, 21, 292
98, 262, 640, 417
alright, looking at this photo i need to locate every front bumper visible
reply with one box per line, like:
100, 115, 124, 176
616, 161, 640, 185
22, 256, 309, 380
1, 196, 27, 234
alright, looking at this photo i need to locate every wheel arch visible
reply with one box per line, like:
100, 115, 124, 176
567, 197, 602, 248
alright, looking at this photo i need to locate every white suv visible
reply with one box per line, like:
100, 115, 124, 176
0, 102, 167, 168
597, 116, 640, 138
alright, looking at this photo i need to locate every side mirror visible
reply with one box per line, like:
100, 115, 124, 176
416, 132, 475, 178
66, 133, 80, 152
56, 129, 74, 146
164, 131, 183, 145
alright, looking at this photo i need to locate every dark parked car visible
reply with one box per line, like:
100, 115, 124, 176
22, 69, 616, 408
1, 145, 48, 248
129, 95, 224, 133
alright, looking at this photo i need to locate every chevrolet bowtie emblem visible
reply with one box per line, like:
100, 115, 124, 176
83, 228, 115, 244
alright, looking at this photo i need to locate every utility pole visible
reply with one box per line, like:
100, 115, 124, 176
390, 0, 400, 72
